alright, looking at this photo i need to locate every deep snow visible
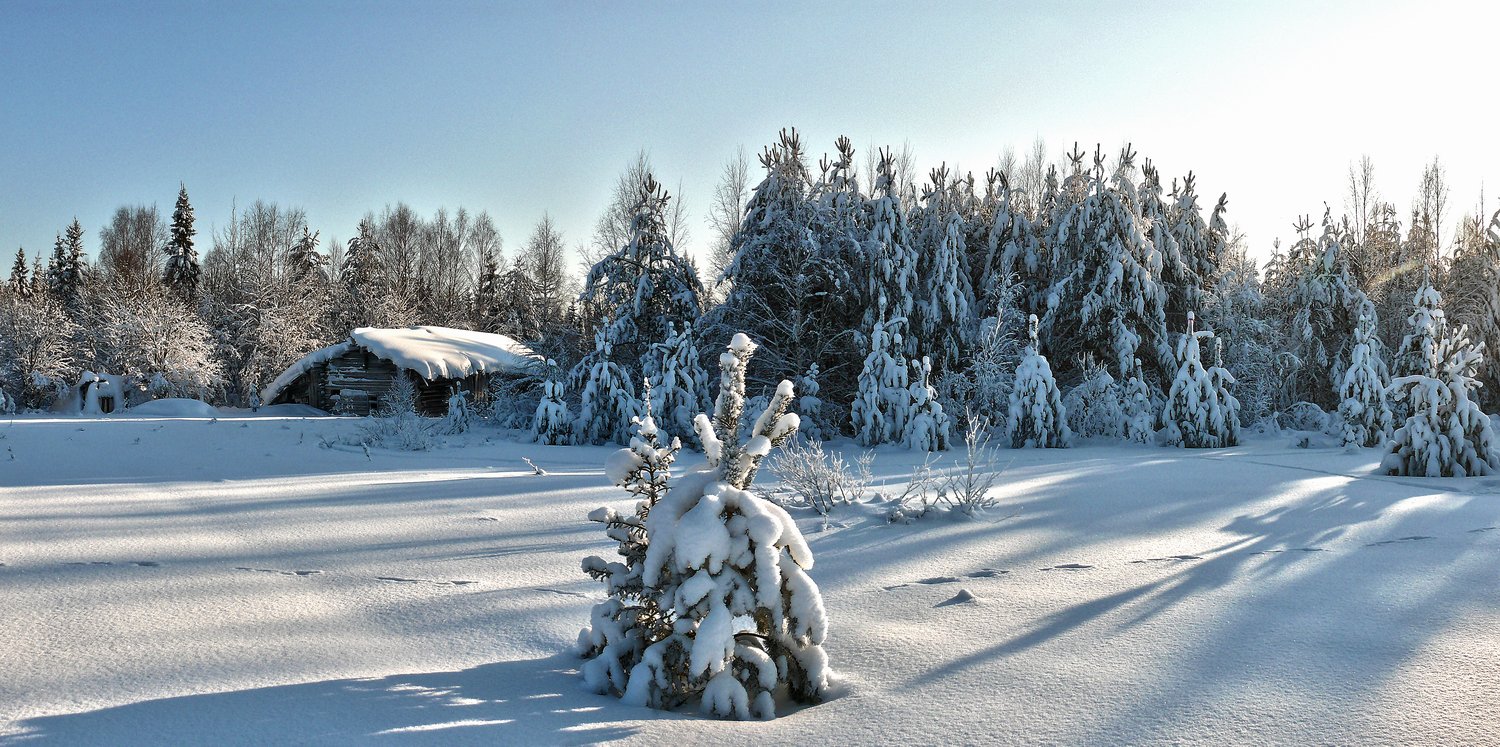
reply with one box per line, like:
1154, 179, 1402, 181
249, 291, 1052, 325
1, 414, 1497, 744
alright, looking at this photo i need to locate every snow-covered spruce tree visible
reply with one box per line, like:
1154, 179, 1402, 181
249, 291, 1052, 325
705, 129, 829, 387
531, 359, 575, 445
1161, 312, 1239, 448
1338, 313, 1392, 448
574, 325, 641, 445
903, 356, 950, 451
851, 300, 911, 446
1382, 327, 1500, 477
1393, 279, 1446, 384
1139, 162, 1200, 327
647, 322, 711, 447
910, 165, 975, 377
163, 184, 199, 303
1285, 210, 1362, 408
473, 244, 503, 333
442, 387, 473, 434
982, 172, 1046, 319
578, 395, 680, 698
9, 248, 31, 299
576, 172, 704, 444
1008, 314, 1071, 448
862, 147, 919, 336
796, 363, 827, 442
1042, 144, 1172, 384
1120, 358, 1154, 443
590, 333, 828, 720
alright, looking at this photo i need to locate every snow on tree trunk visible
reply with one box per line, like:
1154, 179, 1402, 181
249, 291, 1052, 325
1008, 314, 1071, 448
581, 333, 829, 720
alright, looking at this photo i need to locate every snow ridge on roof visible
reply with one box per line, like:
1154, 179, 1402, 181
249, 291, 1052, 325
351, 326, 542, 382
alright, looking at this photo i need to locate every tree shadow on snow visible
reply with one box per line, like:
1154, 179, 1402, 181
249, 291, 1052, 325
1, 654, 655, 746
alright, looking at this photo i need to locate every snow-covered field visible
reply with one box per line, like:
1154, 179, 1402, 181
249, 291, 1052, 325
2, 414, 1497, 745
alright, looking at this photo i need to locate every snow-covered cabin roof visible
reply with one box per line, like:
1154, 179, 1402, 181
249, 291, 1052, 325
261, 327, 542, 403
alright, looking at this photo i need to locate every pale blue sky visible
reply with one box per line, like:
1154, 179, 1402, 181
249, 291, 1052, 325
2, 0, 1495, 269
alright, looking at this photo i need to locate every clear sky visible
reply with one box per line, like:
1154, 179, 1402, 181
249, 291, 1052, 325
2, 0, 1496, 271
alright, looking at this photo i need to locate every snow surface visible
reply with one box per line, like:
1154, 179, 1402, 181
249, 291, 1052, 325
2, 416, 1498, 744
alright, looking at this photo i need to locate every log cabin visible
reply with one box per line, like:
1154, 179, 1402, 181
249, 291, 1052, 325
262, 326, 543, 416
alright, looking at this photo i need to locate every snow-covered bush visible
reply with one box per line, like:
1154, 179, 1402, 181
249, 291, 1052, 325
579, 333, 829, 720
1382, 326, 1500, 477
1008, 314, 1070, 448
441, 388, 473, 435
769, 438, 873, 516
356, 373, 434, 451
531, 360, 574, 445
1280, 401, 1329, 432
1338, 314, 1392, 448
903, 356, 950, 451
0, 385, 14, 415
1161, 313, 1239, 448
1063, 361, 1123, 439
885, 453, 941, 523
940, 414, 1003, 516
486, 373, 543, 429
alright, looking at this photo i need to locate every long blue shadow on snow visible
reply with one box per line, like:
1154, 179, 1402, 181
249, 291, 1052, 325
2, 654, 653, 746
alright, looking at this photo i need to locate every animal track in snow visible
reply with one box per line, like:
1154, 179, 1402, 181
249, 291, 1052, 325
61, 561, 160, 567
1248, 548, 1325, 555
1364, 535, 1434, 547
1129, 555, 1203, 564
882, 576, 963, 590
1039, 563, 1094, 571
534, 587, 589, 597
965, 568, 1010, 578
376, 576, 478, 586
236, 566, 324, 577
1467, 526, 1497, 533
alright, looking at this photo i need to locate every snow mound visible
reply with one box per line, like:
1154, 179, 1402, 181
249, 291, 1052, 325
352, 326, 543, 382
127, 398, 220, 417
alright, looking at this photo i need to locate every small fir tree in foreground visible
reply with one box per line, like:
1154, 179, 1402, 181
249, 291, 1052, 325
580, 333, 829, 720
1008, 314, 1070, 448
578, 393, 680, 695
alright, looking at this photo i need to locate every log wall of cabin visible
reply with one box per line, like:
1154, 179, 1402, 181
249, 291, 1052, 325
325, 349, 401, 416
